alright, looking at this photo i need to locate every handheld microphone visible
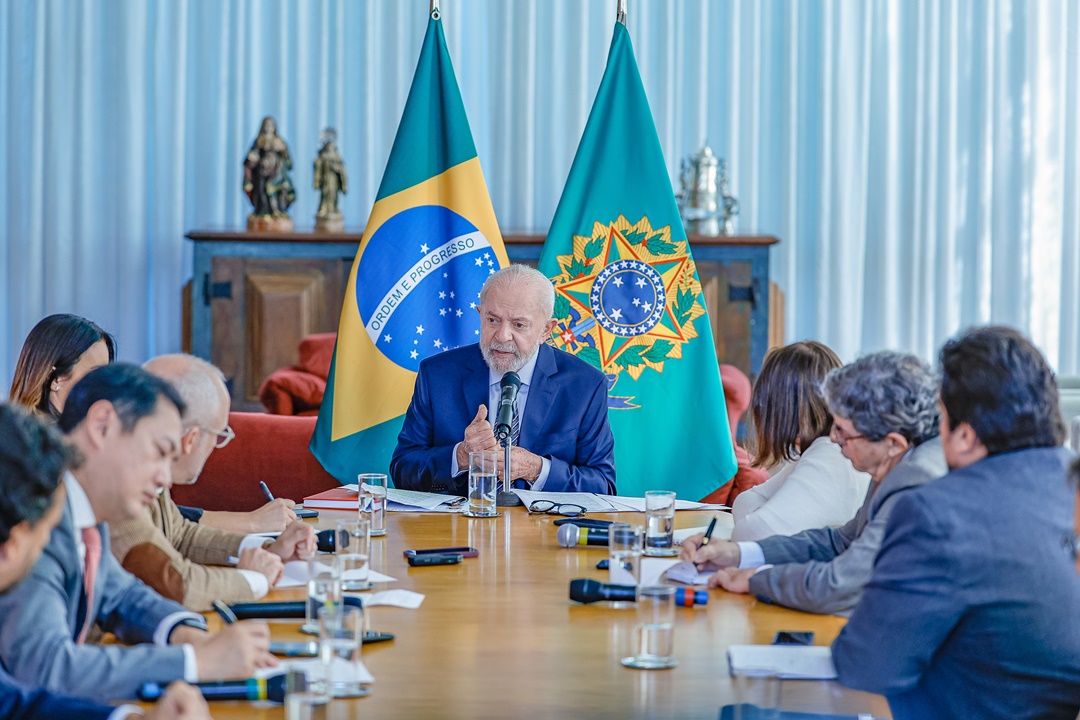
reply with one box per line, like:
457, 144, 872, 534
316, 528, 334, 553
228, 596, 363, 620
138, 674, 286, 703
493, 372, 521, 442
569, 579, 708, 607
556, 523, 609, 547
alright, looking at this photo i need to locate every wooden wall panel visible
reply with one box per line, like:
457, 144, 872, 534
244, 271, 325, 400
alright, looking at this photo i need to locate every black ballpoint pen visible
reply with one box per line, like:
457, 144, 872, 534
700, 516, 718, 546
259, 480, 275, 502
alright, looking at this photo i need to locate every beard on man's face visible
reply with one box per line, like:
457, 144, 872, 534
480, 339, 537, 374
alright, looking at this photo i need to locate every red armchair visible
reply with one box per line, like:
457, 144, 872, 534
170, 412, 339, 512
259, 333, 336, 416
698, 364, 770, 505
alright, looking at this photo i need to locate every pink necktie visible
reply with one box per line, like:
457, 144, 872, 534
77, 526, 102, 644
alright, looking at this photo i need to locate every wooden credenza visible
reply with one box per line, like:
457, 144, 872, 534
183, 230, 780, 411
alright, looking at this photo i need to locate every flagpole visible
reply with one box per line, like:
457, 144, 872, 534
616, 0, 626, 25
430, 0, 440, 20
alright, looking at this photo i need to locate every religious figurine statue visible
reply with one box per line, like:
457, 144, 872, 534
718, 159, 740, 236
243, 116, 296, 232
313, 128, 348, 233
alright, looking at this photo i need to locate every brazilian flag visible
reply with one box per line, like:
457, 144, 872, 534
538, 22, 736, 500
312, 12, 508, 483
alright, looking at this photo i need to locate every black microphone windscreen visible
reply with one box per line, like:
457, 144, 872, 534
500, 371, 521, 389
569, 578, 604, 603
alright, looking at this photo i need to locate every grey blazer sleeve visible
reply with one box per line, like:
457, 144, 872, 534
0, 548, 187, 702
756, 516, 858, 566
748, 510, 890, 616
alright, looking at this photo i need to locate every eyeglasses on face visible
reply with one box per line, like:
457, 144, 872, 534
528, 500, 587, 518
829, 424, 866, 446
199, 424, 234, 449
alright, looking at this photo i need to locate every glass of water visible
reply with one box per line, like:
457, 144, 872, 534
335, 518, 371, 591
644, 490, 678, 557
284, 668, 328, 719
465, 450, 499, 517
302, 555, 341, 635
608, 523, 644, 608
621, 585, 678, 669
358, 473, 387, 537
318, 605, 370, 698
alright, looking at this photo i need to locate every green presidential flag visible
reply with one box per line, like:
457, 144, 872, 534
311, 13, 508, 483
538, 22, 737, 500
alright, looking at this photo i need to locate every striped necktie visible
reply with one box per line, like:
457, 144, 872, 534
510, 401, 521, 446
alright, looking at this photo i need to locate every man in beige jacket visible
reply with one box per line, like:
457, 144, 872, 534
109, 354, 316, 611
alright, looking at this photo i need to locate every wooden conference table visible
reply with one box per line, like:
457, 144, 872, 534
200, 508, 891, 719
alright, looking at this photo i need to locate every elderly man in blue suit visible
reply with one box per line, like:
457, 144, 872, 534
833, 326, 1080, 720
0, 364, 278, 703
392, 264, 616, 495
0, 403, 210, 720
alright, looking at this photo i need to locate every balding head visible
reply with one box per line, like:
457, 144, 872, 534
143, 354, 230, 485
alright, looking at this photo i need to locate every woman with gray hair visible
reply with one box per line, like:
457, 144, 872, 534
682, 351, 949, 616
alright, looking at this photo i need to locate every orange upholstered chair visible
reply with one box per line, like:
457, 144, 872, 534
259, 333, 336, 415
170, 412, 339, 512
698, 364, 770, 505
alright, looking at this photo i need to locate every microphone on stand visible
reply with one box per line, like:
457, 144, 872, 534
494, 371, 523, 507
493, 372, 521, 443
569, 579, 708, 607
138, 674, 286, 703
556, 523, 609, 547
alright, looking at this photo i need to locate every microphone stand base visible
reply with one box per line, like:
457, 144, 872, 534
496, 491, 523, 507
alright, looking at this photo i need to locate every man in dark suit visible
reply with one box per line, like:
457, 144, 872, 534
391, 264, 616, 495
0, 364, 277, 703
0, 403, 209, 719
833, 326, 1080, 720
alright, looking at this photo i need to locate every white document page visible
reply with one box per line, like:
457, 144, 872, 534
276, 559, 396, 589
509, 489, 624, 513
663, 561, 714, 586
726, 644, 838, 680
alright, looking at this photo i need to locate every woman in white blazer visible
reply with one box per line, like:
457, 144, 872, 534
731, 341, 870, 541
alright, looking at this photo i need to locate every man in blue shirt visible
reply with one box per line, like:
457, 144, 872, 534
0, 403, 209, 720
833, 326, 1080, 720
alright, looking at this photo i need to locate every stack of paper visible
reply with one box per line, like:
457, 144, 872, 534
726, 644, 837, 680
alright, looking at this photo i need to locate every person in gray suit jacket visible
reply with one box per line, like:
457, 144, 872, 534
0, 403, 210, 720
682, 352, 946, 615
834, 327, 1080, 720
0, 364, 277, 703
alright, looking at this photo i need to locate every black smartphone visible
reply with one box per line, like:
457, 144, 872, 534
553, 518, 613, 529
596, 559, 610, 570
407, 553, 463, 567
404, 547, 478, 559
295, 507, 319, 519
773, 631, 815, 646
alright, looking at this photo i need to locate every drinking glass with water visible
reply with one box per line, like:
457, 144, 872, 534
465, 450, 499, 517
358, 473, 387, 537
644, 490, 678, 557
335, 518, 371, 591
302, 556, 341, 635
621, 585, 678, 669
608, 523, 644, 608
318, 605, 370, 698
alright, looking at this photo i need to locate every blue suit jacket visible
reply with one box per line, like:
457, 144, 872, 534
0, 500, 193, 702
833, 446, 1080, 720
0, 667, 111, 720
391, 343, 616, 495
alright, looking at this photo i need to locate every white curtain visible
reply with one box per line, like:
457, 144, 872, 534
3, 0, 1078, 386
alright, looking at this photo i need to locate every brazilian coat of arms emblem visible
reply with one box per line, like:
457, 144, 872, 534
547, 215, 707, 410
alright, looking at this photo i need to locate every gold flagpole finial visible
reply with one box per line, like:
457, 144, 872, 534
430, 0, 440, 20
617, 0, 626, 25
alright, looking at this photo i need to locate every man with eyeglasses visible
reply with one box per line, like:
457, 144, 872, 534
108, 354, 316, 612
